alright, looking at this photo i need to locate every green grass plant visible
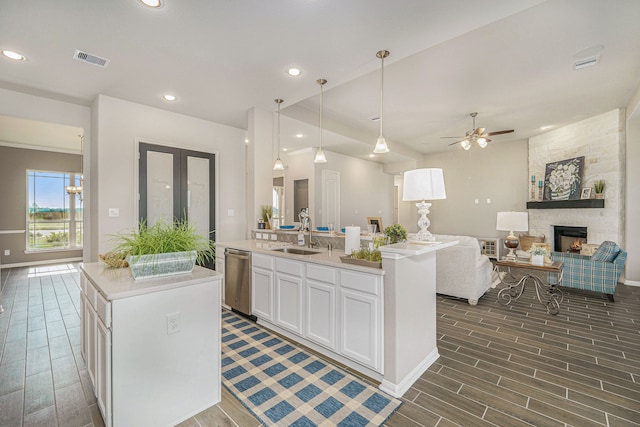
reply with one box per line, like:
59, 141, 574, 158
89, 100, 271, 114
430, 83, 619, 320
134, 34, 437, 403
111, 218, 215, 265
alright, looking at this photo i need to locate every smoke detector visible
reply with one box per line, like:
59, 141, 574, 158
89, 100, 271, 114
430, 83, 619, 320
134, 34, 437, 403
73, 50, 110, 68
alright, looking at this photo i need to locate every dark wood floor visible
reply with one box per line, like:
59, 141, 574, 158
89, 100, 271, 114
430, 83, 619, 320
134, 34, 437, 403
1, 264, 638, 426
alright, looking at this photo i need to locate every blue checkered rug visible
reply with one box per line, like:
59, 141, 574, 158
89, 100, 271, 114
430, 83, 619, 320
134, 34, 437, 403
221, 311, 402, 426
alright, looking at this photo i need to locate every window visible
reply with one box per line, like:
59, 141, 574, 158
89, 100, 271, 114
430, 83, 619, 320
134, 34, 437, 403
27, 170, 83, 251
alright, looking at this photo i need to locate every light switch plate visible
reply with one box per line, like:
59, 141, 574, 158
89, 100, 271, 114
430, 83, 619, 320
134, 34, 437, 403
227, 209, 235, 217
270, 234, 277, 241
108, 208, 120, 217
255, 233, 262, 239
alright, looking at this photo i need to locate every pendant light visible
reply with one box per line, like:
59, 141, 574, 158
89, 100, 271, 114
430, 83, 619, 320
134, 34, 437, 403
65, 134, 84, 200
314, 78, 328, 163
373, 50, 390, 154
273, 99, 285, 171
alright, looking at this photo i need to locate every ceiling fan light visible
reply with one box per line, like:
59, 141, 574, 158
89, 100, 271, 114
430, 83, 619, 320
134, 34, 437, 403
314, 148, 327, 163
273, 157, 285, 171
461, 139, 472, 150
477, 137, 488, 148
374, 136, 390, 154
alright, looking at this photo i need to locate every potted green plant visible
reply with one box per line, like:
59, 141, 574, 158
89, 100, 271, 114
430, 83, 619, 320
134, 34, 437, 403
528, 246, 549, 266
109, 218, 215, 279
593, 180, 605, 199
260, 205, 273, 229
384, 223, 407, 244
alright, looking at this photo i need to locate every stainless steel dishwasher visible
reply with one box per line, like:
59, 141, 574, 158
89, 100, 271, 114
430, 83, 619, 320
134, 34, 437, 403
224, 248, 254, 319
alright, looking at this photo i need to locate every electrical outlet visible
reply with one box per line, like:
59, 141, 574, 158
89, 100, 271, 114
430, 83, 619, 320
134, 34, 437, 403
166, 312, 180, 335
255, 233, 262, 239
4, 249, 9, 256
270, 234, 277, 241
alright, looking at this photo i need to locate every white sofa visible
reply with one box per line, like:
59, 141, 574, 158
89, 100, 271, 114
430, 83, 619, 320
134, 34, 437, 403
433, 234, 493, 305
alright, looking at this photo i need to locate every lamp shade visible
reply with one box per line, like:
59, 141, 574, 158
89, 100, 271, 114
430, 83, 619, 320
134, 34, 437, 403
403, 168, 447, 201
496, 211, 528, 232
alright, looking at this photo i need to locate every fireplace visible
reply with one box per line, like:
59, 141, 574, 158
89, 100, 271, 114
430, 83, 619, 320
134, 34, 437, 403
554, 226, 587, 253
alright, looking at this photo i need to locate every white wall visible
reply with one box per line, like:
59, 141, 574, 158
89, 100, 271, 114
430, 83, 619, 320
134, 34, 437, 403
528, 109, 625, 247
277, 149, 394, 231
626, 89, 640, 284
0, 88, 93, 261
94, 95, 246, 257
416, 140, 529, 237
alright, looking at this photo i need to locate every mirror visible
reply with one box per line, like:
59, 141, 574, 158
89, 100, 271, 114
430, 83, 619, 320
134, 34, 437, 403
272, 176, 284, 228
293, 179, 309, 224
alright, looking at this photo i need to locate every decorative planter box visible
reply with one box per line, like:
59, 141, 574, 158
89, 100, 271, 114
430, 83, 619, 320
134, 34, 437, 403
339, 255, 382, 269
127, 250, 197, 279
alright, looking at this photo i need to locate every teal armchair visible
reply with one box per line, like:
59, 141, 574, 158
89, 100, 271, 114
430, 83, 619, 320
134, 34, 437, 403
548, 241, 627, 301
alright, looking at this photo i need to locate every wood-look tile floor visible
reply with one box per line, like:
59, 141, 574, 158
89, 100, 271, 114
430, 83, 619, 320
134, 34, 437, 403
1, 263, 639, 426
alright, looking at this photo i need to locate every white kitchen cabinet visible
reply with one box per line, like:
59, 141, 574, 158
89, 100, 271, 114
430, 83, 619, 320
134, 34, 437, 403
80, 263, 221, 427
339, 270, 382, 372
274, 258, 304, 335
251, 253, 275, 322
305, 264, 337, 350
216, 250, 225, 305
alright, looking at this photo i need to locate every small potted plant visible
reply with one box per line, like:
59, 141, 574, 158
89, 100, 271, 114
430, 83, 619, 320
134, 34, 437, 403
384, 223, 407, 244
593, 180, 605, 199
260, 205, 273, 229
528, 246, 549, 266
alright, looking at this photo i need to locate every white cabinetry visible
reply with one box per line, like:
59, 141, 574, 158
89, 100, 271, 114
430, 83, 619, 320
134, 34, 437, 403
80, 264, 221, 427
245, 250, 383, 374
274, 258, 304, 334
252, 253, 275, 321
216, 249, 225, 305
339, 270, 382, 371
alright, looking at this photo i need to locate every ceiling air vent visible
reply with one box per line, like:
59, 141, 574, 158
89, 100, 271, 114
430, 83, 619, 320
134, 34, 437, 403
73, 49, 110, 68
574, 55, 599, 70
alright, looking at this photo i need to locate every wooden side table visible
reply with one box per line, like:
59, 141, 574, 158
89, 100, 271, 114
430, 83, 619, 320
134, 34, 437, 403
494, 259, 564, 315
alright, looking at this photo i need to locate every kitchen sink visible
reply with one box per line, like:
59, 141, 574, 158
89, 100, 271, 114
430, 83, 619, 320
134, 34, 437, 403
271, 247, 322, 255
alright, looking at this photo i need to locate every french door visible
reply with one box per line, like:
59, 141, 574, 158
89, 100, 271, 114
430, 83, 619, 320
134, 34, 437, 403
139, 142, 215, 268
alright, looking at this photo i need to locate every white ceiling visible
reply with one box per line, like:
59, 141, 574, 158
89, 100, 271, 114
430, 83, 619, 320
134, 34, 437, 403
1, 0, 639, 163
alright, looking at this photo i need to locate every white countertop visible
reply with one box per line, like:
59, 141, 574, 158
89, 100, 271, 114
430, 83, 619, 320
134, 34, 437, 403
80, 263, 222, 300
218, 240, 386, 275
379, 240, 459, 258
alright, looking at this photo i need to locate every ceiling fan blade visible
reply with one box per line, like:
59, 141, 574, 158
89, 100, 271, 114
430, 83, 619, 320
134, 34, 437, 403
440, 136, 464, 139
486, 129, 514, 136
448, 139, 465, 146
475, 127, 485, 136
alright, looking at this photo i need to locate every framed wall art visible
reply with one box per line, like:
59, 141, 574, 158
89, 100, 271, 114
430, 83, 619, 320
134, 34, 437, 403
543, 156, 584, 201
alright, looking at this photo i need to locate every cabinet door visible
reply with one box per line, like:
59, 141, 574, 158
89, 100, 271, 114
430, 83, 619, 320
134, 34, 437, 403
85, 303, 97, 388
216, 255, 225, 305
275, 273, 304, 334
339, 288, 381, 371
252, 267, 274, 321
305, 279, 336, 350
96, 318, 112, 427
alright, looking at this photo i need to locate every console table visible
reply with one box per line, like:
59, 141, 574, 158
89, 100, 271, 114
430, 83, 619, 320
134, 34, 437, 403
494, 260, 564, 315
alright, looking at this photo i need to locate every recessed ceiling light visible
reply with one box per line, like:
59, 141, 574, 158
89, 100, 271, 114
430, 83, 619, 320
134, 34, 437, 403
540, 125, 553, 131
288, 68, 302, 77
369, 154, 375, 158
140, 0, 162, 7
283, 148, 288, 152
2, 50, 26, 61
296, 133, 304, 138
163, 94, 176, 101
244, 138, 249, 144
574, 45, 604, 59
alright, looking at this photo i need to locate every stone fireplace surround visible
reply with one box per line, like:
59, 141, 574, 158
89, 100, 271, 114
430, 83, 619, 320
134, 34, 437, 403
527, 109, 625, 250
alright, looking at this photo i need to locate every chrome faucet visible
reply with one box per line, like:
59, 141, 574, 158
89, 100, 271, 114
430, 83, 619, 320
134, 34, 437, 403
307, 217, 318, 248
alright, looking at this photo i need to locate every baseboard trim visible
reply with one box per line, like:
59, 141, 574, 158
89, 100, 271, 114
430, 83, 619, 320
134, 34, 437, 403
379, 348, 440, 398
624, 279, 640, 287
0, 257, 82, 269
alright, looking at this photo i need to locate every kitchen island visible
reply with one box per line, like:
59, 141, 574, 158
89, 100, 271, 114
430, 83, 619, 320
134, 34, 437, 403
80, 263, 222, 427
219, 239, 456, 397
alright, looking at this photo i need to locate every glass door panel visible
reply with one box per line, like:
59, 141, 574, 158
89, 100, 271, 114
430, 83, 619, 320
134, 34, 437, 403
147, 151, 175, 226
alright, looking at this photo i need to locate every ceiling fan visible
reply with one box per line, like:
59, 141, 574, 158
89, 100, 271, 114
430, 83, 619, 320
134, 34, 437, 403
442, 112, 514, 150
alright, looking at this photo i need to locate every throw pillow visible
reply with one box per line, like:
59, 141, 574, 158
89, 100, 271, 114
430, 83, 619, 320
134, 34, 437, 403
519, 234, 545, 252
591, 241, 620, 262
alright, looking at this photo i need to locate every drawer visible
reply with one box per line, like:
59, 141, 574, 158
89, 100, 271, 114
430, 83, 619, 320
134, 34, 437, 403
340, 270, 380, 295
95, 291, 111, 328
276, 258, 303, 276
252, 253, 274, 269
306, 263, 336, 284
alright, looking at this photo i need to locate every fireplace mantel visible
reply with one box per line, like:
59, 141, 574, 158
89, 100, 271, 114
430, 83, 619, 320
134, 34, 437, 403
527, 199, 605, 209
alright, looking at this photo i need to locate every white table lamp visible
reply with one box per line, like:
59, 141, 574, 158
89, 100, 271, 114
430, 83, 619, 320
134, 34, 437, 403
496, 211, 529, 260
403, 168, 447, 241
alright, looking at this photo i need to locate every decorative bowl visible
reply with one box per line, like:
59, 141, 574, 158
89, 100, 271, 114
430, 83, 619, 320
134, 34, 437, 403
279, 225, 295, 229
316, 226, 329, 231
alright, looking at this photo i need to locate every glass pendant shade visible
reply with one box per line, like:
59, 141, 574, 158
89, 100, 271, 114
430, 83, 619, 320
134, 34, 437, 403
273, 157, 285, 171
477, 137, 488, 148
374, 136, 390, 154
314, 148, 327, 163
461, 139, 472, 150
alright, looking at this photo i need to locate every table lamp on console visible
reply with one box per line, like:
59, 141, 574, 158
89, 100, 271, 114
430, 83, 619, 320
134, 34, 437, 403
403, 168, 447, 241
496, 211, 528, 261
